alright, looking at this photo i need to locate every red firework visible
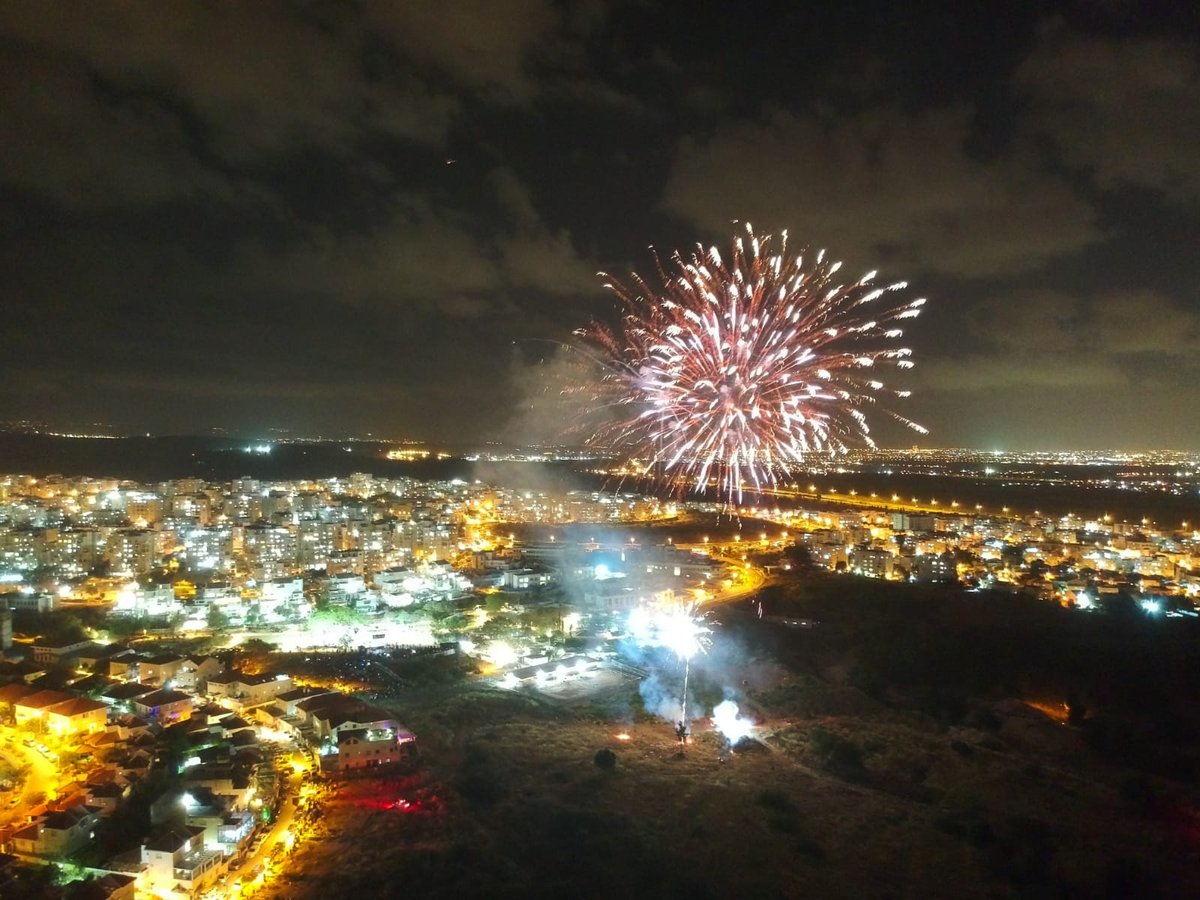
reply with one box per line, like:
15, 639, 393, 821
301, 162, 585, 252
578, 224, 927, 502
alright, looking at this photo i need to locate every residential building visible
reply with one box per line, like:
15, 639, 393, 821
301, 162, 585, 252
131, 688, 193, 725
140, 825, 222, 899
10, 806, 98, 859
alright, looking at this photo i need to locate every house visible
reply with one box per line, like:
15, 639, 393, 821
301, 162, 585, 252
30, 637, 94, 665
131, 688, 193, 725
68, 672, 115, 697
10, 805, 98, 859
331, 725, 414, 770
0, 681, 33, 709
13, 689, 108, 735
72, 872, 137, 900
0, 658, 47, 684
99, 681, 159, 714
321, 703, 406, 742
43, 696, 109, 736
154, 787, 254, 858
173, 656, 223, 692
106, 651, 146, 681
108, 713, 154, 740
140, 825, 222, 899
74, 644, 126, 673
139, 654, 189, 686
292, 693, 384, 741
501, 567, 554, 590
84, 778, 131, 816
180, 765, 254, 810
507, 655, 598, 689
12, 688, 70, 726
206, 672, 293, 707
271, 687, 337, 718
105, 747, 153, 782
258, 686, 337, 738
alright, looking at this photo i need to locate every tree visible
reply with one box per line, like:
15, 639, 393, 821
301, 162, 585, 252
783, 542, 816, 572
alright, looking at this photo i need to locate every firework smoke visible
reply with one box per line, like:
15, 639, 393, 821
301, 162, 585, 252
579, 223, 927, 502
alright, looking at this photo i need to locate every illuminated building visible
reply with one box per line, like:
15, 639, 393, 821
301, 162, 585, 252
37, 526, 101, 574
131, 688, 194, 724
205, 672, 294, 708
852, 547, 895, 579
139, 825, 222, 898
178, 524, 234, 571
258, 575, 305, 620
239, 522, 297, 580
12, 687, 108, 734
333, 725, 415, 770
297, 519, 336, 567
11, 806, 100, 859
912, 551, 957, 582
0, 527, 37, 571
104, 527, 161, 575
167, 491, 213, 525
124, 491, 163, 526
31, 636, 94, 664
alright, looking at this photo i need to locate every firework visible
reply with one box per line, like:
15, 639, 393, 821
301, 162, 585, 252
626, 602, 711, 661
711, 699, 754, 745
626, 601, 711, 724
655, 601, 712, 662
579, 223, 927, 502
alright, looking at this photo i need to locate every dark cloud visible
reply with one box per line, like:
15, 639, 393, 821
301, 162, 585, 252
912, 289, 1200, 447
364, 0, 592, 104
0, 2, 458, 169
660, 105, 1101, 279
0, 4, 1196, 449
1016, 21, 1200, 200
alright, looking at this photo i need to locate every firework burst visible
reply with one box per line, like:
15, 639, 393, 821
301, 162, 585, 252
626, 601, 711, 723
579, 223, 927, 502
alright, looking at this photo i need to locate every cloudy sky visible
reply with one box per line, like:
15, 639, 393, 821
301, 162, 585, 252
1, 1, 1197, 449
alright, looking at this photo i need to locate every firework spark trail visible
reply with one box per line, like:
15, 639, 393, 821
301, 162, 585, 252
659, 602, 710, 723
682, 657, 691, 724
628, 602, 711, 723
579, 223, 927, 503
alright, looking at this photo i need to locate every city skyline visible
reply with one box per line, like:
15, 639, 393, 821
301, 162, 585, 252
2, 3, 1198, 450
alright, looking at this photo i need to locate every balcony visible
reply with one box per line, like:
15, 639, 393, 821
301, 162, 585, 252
172, 848, 223, 883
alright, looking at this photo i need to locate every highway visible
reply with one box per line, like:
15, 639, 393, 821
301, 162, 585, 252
752, 485, 984, 517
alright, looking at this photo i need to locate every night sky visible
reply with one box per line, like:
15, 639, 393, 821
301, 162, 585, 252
1, 2, 1197, 450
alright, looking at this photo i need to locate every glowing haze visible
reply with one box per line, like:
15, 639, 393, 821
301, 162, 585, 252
580, 224, 927, 502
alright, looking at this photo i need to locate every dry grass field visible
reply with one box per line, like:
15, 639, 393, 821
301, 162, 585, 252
261, 671, 1199, 900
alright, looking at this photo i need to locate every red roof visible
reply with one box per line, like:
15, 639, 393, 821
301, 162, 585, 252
46, 696, 108, 718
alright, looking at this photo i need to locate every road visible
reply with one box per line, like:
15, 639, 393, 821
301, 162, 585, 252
670, 542, 769, 609
709, 560, 767, 606
753, 485, 985, 517
0, 733, 60, 827
216, 768, 305, 897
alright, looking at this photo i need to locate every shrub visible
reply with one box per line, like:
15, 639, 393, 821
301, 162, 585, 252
756, 789, 795, 814
808, 726, 866, 778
